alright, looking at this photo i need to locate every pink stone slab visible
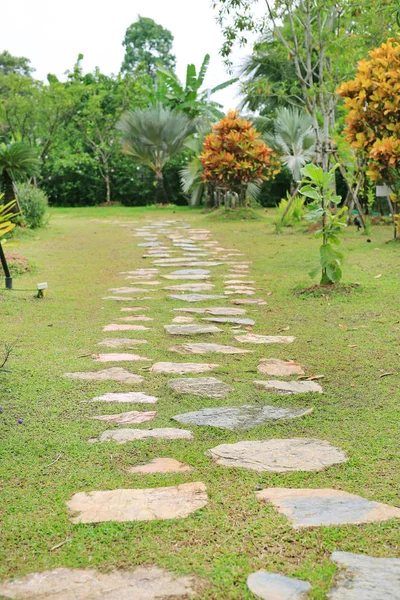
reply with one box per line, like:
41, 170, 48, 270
258, 359, 305, 376
67, 482, 208, 523
64, 368, 144, 383
97, 338, 148, 348
102, 296, 136, 301
231, 298, 267, 305
92, 353, 151, 362
151, 362, 219, 374
90, 392, 158, 403
118, 316, 154, 321
235, 334, 296, 344
91, 411, 156, 425
120, 307, 149, 312
109, 287, 149, 294
103, 324, 150, 331
127, 458, 193, 475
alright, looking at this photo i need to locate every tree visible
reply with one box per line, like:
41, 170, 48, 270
121, 16, 175, 78
0, 142, 40, 209
214, 0, 398, 171
180, 124, 211, 206
118, 104, 197, 204
200, 110, 280, 207
0, 51, 33, 77
337, 36, 400, 236
155, 54, 237, 120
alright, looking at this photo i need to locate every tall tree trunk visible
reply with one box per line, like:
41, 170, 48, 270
155, 171, 168, 205
105, 174, 111, 205
2, 173, 19, 214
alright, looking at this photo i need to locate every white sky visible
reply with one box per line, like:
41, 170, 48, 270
1, 0, 263, 111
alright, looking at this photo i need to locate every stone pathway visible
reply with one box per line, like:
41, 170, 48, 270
12, 217, 395, 598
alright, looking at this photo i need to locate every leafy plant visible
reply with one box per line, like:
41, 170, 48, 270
0, 195, 17, 239
17, 183, 48, 229
300, 164, 347, 284
277, 192, 305, 226
200, 110, 280, 207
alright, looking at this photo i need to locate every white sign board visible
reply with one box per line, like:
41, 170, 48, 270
376, 184, 393, 196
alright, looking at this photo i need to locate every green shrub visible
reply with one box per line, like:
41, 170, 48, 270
277, 193, 306, 226
17, 183, 48, 229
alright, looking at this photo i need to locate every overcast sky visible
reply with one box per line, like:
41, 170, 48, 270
2, 0, 262, 111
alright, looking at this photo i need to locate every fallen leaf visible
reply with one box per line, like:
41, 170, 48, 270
379, 372, 394, 378
350, 383, 356, 387
279, 326, 290, 332
307, 375, 325, 381
267, 291, 273, 296
374, 274, 382, 279
51, 539, 71, 552
339, 324, 347, 329
348, 344, 358, 348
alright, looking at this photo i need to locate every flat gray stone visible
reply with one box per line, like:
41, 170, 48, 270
255, 380, 323, 394
94, 428, 193, 444
168, 377, 233, 399
64, 368, 144, 384
329, 552, 400, 599
0, 567, 197, 599
258, 359, 305, 376
162, 269, 211, 280
173, 405, 312, 430
151, 362, 219, 374
102, 296, 136, 301
208, 438, 347, 472
172, 316, 195, 323
127, 458, 193, 475
91, 411, 156, 425
174, 307, 246, 315
164, 324, 222, 335
247, 571, 311, 599
202, 317, 255, 325
164, 283, 214, 291
168, 294, 225, 303
67, 482, 207, 523
118, 315, 153, 321
89, 392, 157, 404
256, 488, 400, 528
93, 353, 150, 362
235, 334, 296, 344
120, 306, 150, 311
108, 287, 149, 294
155, 261, 222, 267
170, 343, 251, 355
97, 338, 148, 348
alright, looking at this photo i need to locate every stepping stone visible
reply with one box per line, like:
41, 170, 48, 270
164, 324, 222, 335
151, 362, 219, 374
93, 353, 150, 362
174, 307, 246, 316
208, 438, 347, 472
329, 552, 400, 599
0, 566, 197, 599
168, 377, 233, 399
118, 315, 153, 321
125, 281, 161, 285
256, 488, 400, 528
67, 482, 207, 523
231, 298, 267, 305
174, 404, 312, 430
247, 571, 311, 600
97, 338, 148, 348
172, 316, 195, 323
235, 334, 296, 344
170, 343, 251, 355
258, 358, 305, 376
168, 294, 225, 303
143, 253, 170, 258
255, 380, 323, 394
156, 261, 223, 268
91, 411, 156, 425
127, 458, 193, 475
109, 287, 149, 294
162, 273, 211, 281
164, 283, 214, 291
89, 392, 158, 404
103, 324, 150, 331
93, 428, 193, 444
225, 285, 255, 290
202, 317, 255, 326
102, 296, 136, 301
138, 242, 161, 247
120, 306, 149, 311
225, 279, 255, 284
224, 290, 255, 295
64, 368, 144, 384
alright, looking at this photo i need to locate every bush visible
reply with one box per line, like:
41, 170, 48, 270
17, 183, 48, 228
277, 193, 306, 226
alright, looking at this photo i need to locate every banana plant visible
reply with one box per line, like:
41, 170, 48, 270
300, 164, 347, 284
155, 54, 237, 120
0, 196, 17, 239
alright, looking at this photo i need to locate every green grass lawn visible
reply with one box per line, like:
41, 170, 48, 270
0, 206, 399, 598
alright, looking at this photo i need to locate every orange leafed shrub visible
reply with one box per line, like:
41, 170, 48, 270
200, 110, 280, 189
337, 37, 400, 186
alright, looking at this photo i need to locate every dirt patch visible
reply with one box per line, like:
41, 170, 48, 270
0, 252, 33, 276
294, 283, 360, 298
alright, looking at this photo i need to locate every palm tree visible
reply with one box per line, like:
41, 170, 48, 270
118, 104, 197, 204
0, 142, 40, 211
264, 107, 316, 186
180, 123, 210, 207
